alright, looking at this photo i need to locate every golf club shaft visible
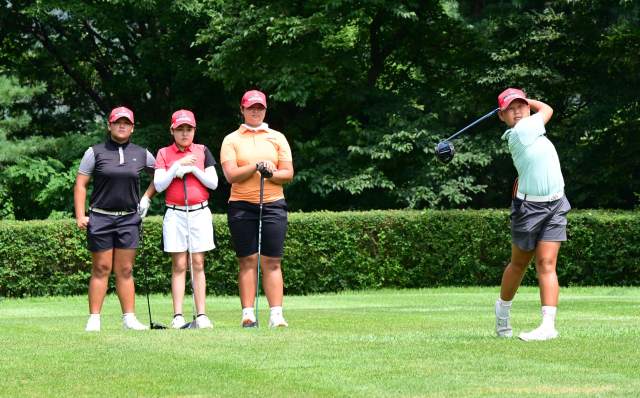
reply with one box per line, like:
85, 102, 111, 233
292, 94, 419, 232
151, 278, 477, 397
184, 177, 197, 322
256, 176, 264, 324
443, 108, 499, 143
140, 220, 154, 326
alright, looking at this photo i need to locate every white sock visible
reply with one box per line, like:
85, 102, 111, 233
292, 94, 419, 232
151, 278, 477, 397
270, 306, 283, 318
89, 314, 100, 321
541, 306, 556, 330
122, 313, 135, 322
497, 298, 512, 318
242, 307, 255, 320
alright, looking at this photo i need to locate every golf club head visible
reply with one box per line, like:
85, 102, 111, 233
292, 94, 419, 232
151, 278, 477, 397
242, 321, 260, 328
150, 322, 168, 330
180, 321, 197, 329
434, 142, 455, 164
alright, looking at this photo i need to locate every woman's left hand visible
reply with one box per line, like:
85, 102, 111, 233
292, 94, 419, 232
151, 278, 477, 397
257, 160, 277, 173
137, 196, 151, 217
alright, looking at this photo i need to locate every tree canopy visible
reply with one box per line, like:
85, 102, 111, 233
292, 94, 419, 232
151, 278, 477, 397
0, 0, 638, 219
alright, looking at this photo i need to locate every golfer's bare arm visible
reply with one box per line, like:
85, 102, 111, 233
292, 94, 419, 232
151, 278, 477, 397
222, 160, 294, 184
143, 177, 157, 200
221, 161, 260, 183
529, 100, 553, 125
74, 174, 91, 230
269, 161, 294, 184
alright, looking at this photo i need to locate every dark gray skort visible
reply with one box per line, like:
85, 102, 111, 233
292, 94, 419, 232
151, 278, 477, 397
510, 195, 571, 251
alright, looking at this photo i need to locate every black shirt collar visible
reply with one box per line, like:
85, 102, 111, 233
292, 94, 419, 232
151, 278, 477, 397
108, 138, 130, 148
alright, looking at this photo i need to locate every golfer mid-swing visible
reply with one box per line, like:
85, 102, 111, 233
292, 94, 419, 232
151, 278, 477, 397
154, 110, 218, 329
75, 107, 157, 331
220, 90, 293, 327
495, 88, 571, 341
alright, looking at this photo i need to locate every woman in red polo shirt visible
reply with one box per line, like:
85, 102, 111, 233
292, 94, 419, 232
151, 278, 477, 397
154, 110, 218, 329
220, 90, 294, 327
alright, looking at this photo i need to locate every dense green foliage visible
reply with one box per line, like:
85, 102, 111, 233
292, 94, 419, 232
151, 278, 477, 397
1, 210, 638, 298
0, 0, 639, 219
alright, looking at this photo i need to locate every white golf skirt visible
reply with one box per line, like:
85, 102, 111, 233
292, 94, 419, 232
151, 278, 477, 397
162, 206, 215, 253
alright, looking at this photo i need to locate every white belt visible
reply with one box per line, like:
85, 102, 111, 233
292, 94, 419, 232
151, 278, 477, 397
516, 191, 564, 203
89, 207, 136, 216
166, 200, 208, 211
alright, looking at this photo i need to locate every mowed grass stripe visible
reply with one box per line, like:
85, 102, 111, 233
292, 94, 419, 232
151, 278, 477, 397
1, 287, 639, 397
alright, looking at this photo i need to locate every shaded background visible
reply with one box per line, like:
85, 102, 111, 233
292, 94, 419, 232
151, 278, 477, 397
0, 0, 638, 220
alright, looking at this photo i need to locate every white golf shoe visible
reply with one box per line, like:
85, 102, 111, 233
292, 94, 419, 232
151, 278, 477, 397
122, 316, 149, 330
268, 314, 289, 327
85, 316, 100, 332
171, 315, 186, 329
196, 315, 213, 329
518, 326, 558, 341
495, 300, 512, 338
241, 314, 257, 327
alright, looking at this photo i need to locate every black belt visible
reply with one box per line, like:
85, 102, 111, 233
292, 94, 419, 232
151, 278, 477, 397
166, 202, 208, 212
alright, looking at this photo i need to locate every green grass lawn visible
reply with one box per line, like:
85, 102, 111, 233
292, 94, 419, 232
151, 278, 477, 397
1, 287, 639, 397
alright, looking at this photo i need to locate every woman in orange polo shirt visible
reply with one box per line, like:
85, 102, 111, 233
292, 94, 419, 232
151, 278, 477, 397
220, 90, 294, 327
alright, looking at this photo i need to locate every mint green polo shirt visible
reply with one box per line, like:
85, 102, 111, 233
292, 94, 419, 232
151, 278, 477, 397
501, 113, 564, 196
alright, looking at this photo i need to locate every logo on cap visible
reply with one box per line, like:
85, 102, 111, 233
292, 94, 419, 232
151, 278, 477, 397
498, 88, 528, 110
109, 106, 134, 123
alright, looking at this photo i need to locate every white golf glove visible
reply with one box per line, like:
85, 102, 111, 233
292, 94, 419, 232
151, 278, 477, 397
138, 196, 151, 217
175, 165, 194, 179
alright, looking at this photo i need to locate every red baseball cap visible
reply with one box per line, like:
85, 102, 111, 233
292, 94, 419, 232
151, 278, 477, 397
171, 110, 196, 128
241, 90, 267, 108
109, 107, 134, 124
498, 88, 529, 111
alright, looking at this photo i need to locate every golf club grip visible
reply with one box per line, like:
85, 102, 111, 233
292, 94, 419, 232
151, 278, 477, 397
443, 108, 499, 143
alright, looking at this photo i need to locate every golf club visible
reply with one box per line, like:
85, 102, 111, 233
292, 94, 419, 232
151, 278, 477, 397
243, 173, 267, 328
180, 177, 198, 329
434, 108, 499, 164
140, 219, 168, 330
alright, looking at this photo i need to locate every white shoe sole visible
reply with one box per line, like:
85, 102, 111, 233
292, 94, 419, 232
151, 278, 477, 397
122, 323, 149, 330
518, 330, 558, 341
268, 319, 288, 327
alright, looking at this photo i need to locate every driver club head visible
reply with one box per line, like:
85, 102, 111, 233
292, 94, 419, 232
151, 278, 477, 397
180, 321, 197, 329
150, 322, 168, 330
242, 321, 260, 328
434, 142, 456, 165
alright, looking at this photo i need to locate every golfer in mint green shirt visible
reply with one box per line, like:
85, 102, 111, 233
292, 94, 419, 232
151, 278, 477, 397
493, 88, 571, 342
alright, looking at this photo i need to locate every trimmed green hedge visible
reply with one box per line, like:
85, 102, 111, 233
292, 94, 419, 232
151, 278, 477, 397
1, 210, 639, 297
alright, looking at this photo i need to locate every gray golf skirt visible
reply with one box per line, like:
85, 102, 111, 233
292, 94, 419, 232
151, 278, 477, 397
87, 211, 141, 252
510, 195, 571, 251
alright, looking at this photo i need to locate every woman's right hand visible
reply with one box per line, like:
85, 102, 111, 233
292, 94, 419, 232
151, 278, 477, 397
178, 155, 197, 166
77, 216, 89, 230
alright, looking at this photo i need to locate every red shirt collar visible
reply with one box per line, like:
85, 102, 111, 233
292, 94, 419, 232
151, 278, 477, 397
171, 142, 193, 153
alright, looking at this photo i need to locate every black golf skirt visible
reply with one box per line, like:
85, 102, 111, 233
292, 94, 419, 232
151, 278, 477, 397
227, 199, 288, 258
